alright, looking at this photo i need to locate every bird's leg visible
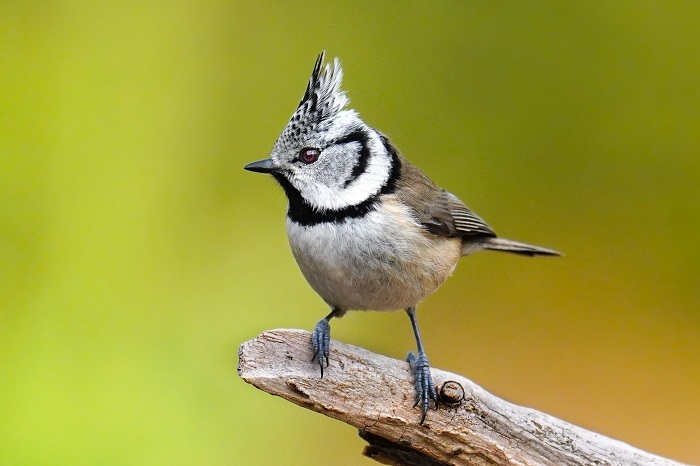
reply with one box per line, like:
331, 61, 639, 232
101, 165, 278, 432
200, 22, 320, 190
405, 306, 438, 424
311, 307, 342, 378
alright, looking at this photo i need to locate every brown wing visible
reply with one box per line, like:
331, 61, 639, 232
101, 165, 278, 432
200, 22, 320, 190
419, 190, 496, 238
390, 143, 495, 239
442, 191, 495, 237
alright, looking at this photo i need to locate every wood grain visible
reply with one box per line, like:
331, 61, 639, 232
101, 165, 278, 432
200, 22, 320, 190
238, 329, 685, 466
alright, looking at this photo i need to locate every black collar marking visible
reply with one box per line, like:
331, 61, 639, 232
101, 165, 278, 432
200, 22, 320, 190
277, 135, 402, 227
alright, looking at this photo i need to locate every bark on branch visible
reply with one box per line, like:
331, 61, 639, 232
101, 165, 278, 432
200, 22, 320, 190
237, 329, 685, 466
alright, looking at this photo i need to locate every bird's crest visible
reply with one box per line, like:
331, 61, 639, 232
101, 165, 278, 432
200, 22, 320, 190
279, 52, 349, 141
298, 51, 348, 117
272, 52, 359, 158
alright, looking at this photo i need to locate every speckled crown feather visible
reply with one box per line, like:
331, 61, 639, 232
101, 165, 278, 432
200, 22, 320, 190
277, 52, 351, 146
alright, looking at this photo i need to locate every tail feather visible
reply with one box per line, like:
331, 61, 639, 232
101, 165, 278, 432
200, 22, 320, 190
463, 237, 561, 257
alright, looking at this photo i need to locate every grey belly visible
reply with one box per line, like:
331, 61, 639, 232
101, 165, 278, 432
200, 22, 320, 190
295, 249, 419, 311
287, 217, 460, 312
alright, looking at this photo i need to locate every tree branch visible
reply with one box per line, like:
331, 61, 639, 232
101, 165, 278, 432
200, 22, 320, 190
237, 329, 685, 466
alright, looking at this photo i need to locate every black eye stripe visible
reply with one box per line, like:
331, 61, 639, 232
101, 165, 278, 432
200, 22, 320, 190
335, 130, 366, 146
336, 130, 371, 187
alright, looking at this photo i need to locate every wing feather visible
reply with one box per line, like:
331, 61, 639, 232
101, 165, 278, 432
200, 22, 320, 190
436, 191, 495, 237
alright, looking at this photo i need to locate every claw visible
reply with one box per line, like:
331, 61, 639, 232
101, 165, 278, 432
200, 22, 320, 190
407, 350, 438, 424
311, 318, 331, 377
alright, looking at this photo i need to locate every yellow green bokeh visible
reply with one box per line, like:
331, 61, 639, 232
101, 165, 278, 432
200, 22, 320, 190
1, 2, 698, 464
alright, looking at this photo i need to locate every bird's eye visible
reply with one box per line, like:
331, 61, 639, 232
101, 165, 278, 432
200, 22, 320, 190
298, 147, 320, 164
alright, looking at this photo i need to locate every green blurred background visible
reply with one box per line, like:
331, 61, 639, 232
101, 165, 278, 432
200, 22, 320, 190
1, 1, 698, 464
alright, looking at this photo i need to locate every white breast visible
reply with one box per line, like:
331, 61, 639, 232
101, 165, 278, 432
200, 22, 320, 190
286, 197, 461, 311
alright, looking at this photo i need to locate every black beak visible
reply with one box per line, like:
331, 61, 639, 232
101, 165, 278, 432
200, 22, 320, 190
244, 158, 277, 174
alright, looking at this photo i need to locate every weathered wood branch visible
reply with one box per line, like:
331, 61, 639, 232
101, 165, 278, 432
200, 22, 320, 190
238, 329, 685, 466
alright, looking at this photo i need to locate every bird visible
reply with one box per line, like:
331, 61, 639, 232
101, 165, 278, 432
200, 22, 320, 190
244, 51, 560, 424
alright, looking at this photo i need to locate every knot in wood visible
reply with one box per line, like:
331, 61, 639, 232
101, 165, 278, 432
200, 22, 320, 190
438, 380, 465, 404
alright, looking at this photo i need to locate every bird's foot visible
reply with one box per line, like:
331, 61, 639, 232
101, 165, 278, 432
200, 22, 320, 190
407, 350, 438, 424
311, 318, 331, 377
